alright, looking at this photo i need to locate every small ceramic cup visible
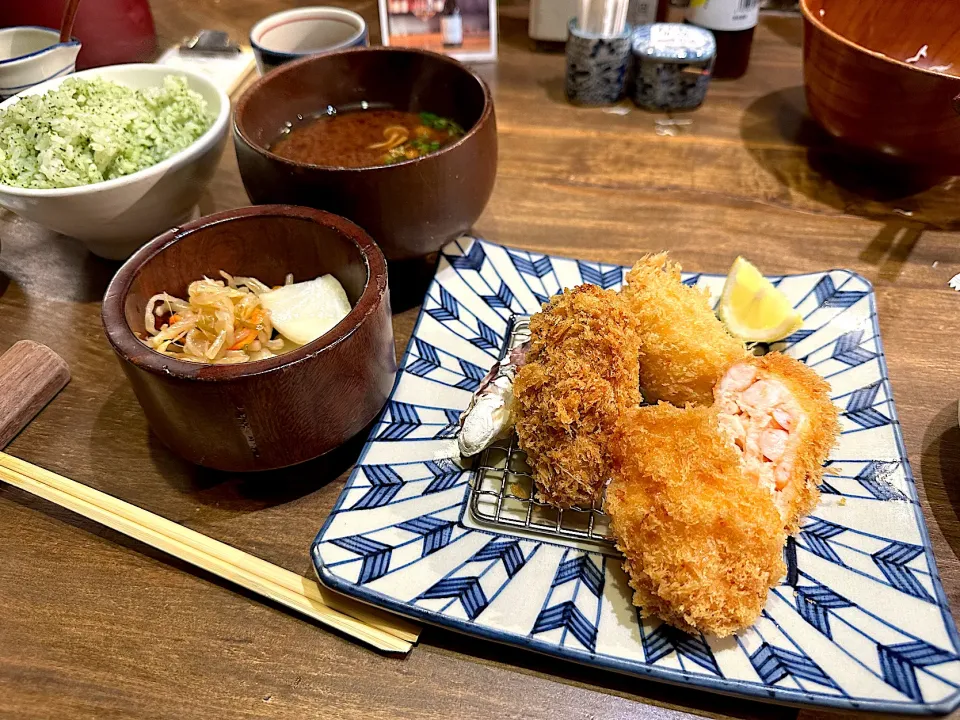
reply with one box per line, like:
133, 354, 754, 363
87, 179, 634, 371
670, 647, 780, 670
0, 26, 81, 100
565, 19, 632, 106
250, 7, 368, 75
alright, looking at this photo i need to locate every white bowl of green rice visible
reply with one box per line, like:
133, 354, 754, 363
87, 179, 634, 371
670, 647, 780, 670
0, 63, 230, 260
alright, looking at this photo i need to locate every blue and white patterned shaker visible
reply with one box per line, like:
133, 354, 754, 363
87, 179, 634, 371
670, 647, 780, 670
565, 19, 633, 106
631, 23, 716, 111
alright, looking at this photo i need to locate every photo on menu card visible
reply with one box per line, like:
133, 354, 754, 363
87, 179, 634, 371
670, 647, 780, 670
379, 0, 498, 62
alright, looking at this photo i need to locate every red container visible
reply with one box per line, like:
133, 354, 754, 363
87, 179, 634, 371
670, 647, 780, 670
800, 0, 960, 170
0, 0, 157, 69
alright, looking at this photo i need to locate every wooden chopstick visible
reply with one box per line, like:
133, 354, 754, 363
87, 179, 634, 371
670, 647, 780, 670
0, 452, 419, 653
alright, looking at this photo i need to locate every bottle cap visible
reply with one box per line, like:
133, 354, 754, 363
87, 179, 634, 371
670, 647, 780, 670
631, 22, 716, 62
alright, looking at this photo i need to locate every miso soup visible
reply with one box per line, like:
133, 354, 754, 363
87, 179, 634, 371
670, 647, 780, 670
270, 107, 465, 168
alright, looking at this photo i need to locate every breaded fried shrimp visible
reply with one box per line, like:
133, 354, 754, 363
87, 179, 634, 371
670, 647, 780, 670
715, 352, 841, 533
607, 404, 787, 637
607, 353, 840, 637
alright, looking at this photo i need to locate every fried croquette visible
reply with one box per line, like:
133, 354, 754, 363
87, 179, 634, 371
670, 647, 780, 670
621, 253, 747, 406
514, 284, 641, 509
714, 352, 841, 534
607, 403, 788, 637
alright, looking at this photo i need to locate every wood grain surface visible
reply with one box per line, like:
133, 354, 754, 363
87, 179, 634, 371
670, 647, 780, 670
2, 2, 960, 719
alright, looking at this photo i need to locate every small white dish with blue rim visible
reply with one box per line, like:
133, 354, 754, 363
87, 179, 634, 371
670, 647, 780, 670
0, 26, 80, 100
313, 236, 960, 716
250, 7, 368, 75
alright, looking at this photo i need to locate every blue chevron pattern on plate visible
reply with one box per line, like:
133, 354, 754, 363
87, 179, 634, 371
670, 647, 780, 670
313, 237, 960, 715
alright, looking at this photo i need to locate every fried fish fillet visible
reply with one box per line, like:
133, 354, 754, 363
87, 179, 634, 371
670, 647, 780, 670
514, 284, 641, 509
714, 352, 841, 534
608, 403, 787, 637
607, 353, 840, 636
621, 253, 747, 406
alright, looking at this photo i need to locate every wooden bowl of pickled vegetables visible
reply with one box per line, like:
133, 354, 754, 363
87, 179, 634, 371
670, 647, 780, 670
101, 204, 396, 471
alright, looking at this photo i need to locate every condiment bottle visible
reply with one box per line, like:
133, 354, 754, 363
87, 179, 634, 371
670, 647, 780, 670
628, 0, 668, 26
684, 0, 758, 79
441, 0, 464, 48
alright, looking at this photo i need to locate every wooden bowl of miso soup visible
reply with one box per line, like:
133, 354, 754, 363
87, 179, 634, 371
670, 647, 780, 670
234, 47, 498, 261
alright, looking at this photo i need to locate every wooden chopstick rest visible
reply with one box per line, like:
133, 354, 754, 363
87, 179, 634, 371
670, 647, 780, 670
0, 340, 70, 449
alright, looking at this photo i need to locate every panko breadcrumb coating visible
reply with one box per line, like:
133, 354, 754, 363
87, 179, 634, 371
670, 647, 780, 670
715, 352, 841, 534
506, 254, 840, 638
608, 354, 840, 637
607, 403, 787, 637
621, 253, 747, 406
514, 284, 641, 509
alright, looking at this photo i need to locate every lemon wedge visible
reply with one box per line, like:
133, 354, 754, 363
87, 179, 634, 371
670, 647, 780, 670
718, 257, 803, 342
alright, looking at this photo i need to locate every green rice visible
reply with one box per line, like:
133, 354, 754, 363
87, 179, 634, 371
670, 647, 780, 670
0, 75, 213, 189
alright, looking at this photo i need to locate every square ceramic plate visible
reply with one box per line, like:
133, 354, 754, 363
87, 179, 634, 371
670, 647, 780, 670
312, 237, 960, 715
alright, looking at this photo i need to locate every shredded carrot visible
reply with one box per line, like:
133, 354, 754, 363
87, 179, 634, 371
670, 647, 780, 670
169, 314, 181, 324
229, 328, 257, 351
249, 308, 264, 327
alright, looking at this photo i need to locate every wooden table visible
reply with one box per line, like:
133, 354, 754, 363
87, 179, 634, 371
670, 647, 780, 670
3, 3, 960, 718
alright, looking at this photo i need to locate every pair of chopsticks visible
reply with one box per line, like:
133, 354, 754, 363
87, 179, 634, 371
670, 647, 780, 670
578, 0, 629, 36
0, 452, 419, 654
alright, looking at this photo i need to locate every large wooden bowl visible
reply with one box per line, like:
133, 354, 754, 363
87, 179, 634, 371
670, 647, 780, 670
800, 0, 960, 169
233, 47, 498, 261
101, 205, 396, 472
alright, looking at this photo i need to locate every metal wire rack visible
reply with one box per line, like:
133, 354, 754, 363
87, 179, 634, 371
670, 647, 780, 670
467, 316, 615, 548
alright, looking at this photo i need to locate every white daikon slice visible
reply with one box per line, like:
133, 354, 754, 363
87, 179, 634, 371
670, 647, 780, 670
259, 275, 351, 346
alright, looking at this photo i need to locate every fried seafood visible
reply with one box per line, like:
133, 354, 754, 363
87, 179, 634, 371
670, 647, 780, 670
513, 284, 641, 509
621, 253, 747, 406
607, 403, 787, 637
714, 352, 841, 533
459, 250, 841, 638
607, 352, 840, 636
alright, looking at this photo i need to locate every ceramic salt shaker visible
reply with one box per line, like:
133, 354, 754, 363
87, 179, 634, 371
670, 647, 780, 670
631, 23, 716, 111
565, 19, 633, 106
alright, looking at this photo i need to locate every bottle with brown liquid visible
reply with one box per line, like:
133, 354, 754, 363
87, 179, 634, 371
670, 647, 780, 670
685, 0, 758, 79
